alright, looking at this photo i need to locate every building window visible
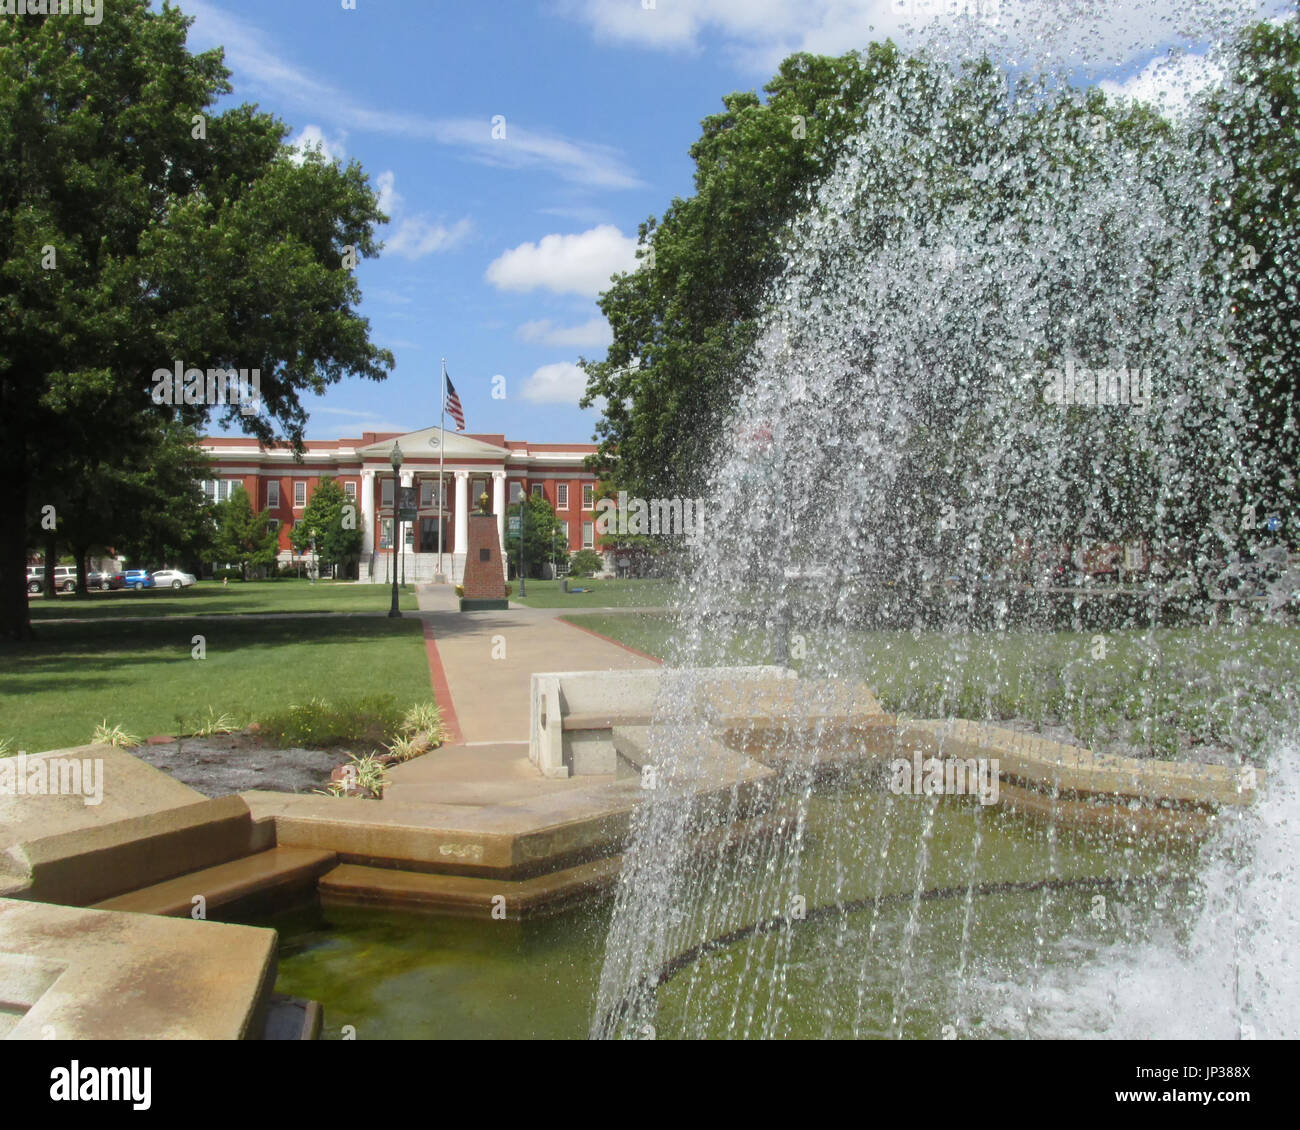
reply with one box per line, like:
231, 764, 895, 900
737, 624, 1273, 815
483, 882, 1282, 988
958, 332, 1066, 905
381, 478, 394, 509
344, 481, 357, 500
420, 480, 434, 507
379, 518, 393, 549
582, 484, 594, 510
557, 483, 569, 509
266, 518, 279, 532
202, 479, 240, 505
472, 478, 486, 502
531, 483, 543, 499
266, 481, 280, 509
582, 521, 594, 549
294, 481, 307, 508
509, 482, 524, 503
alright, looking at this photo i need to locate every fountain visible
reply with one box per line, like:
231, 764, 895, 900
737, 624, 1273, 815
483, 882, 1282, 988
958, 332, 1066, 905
593, 1, 1299, 1039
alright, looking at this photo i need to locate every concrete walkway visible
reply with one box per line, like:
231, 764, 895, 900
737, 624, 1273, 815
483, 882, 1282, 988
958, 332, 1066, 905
384, 583, 660, 806
410, 582, 659, 743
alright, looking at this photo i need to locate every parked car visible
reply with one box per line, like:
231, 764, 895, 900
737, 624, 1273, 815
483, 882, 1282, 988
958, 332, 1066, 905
25, 565, 77, 593
86, 570, 125, 591
151, 569, 197, 589
123, 570, 155, 590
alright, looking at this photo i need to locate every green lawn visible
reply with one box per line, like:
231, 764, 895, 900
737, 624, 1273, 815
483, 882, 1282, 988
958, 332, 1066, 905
0, 615, 431, 753
28, 579, 418, 621
510, 578, 680, 608
562, 612, 1300, 761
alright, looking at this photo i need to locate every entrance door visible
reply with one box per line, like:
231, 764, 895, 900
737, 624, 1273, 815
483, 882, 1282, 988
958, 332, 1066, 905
420, 517, 446, 553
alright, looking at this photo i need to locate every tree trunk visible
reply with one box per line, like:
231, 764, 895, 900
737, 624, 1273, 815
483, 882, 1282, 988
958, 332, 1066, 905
0, 470, 34, 640
43, 529, 57, 600
75, 545, 90, 598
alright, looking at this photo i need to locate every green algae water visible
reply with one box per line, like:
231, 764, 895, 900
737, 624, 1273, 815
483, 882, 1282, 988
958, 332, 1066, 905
255, 791, 1200, 1039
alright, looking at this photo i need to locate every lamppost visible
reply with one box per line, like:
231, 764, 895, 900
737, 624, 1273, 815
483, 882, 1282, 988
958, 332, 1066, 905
388, 441, 403, 618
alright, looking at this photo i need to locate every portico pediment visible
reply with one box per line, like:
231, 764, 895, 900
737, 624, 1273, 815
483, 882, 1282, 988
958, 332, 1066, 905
357, 428, 508, 462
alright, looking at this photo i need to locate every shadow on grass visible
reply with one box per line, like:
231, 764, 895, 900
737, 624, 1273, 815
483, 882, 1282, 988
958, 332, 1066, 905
0, 615, 425, 674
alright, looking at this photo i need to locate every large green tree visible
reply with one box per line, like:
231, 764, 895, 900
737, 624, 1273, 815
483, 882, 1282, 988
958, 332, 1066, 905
43, 420, 216, 588
1200, 17, 1300, 553
580, 47, 905, 499
1, 2, 392, 639
290, 477, 361, 577
214, 486, 279, 580
506, 495, 568, 579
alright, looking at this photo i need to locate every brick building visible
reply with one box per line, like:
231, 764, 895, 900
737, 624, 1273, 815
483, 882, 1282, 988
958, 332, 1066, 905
197, 426, 601, 582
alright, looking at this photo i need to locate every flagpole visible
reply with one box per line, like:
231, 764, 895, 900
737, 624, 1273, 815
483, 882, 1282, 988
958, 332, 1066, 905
438, 358, 446, 581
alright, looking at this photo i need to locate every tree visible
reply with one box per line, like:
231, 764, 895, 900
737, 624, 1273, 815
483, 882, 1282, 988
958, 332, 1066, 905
569, 549, 604, 578
1199, 17, 1300, 554
62, 421, 217, 585
1, 2, 392, 638
506, 495, 567, 579
580, 47, 905, 499
214, 487, 279, 580
290, 478, 361, 577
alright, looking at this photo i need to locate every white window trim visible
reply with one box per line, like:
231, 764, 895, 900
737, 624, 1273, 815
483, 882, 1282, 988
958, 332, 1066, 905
582, 520, 594, 549
344, 481, 357, 499
266, 481, 280, 509
293, 481, 307, 509
582, 484, 595, 511
557, 483, 569, 510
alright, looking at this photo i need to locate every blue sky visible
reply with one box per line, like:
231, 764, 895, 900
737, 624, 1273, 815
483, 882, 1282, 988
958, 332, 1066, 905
179, 0, 1287, 445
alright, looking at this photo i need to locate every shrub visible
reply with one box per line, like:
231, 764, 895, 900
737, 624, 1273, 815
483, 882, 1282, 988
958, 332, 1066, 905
400, 701, 447, 744
504, 583, 513, 596
257, 694, 405, 749
455, 584, 465, 597
92, 720, 142, 748
213, 567, 244, 581
318, 752, 389, 799
569, 549, 603, 577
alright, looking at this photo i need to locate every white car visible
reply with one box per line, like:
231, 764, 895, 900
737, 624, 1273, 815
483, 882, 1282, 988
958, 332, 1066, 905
151, 569, 197, 590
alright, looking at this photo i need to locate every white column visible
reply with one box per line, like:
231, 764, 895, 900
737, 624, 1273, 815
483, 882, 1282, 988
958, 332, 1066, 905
493, 470, 507, 576
453, 471, 469, 558
360, 470, 375, 557
399, 471, 414, 572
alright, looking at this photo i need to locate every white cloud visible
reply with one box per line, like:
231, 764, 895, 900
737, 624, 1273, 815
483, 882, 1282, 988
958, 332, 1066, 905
1099, 48, 1227, 116
288, 124, 347, 163
374, 170, 400, 217
486, 225, 639, 297
559, 0, 1276, 76
372, 169, 474, 260
517, 317, 613, 348
179, 0, 642, 190
387, 216, 475, 260
520, 361, 591, 405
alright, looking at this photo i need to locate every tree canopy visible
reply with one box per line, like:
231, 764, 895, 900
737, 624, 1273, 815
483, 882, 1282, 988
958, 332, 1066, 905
1, 1, 392, 637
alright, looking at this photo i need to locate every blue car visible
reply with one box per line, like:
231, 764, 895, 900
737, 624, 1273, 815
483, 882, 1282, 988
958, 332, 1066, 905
123, 570, 155, 590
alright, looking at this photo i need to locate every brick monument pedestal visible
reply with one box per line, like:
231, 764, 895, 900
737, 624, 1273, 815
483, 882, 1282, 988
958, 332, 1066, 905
459, 507, 509, 612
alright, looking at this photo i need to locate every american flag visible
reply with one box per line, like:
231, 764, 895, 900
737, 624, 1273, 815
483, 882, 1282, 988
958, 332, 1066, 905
444, 375, 466, 431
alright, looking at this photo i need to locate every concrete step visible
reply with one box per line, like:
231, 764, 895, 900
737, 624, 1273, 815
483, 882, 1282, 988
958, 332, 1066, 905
5, 794, 267, 906
260, 993, 323, 1040
92, 847, 337, 918
318, 856, 620, 920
